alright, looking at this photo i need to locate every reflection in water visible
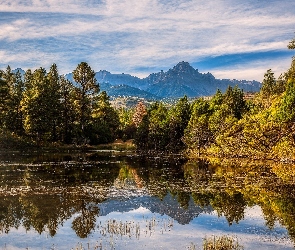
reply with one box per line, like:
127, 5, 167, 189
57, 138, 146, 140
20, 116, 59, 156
0, 152, 294, 249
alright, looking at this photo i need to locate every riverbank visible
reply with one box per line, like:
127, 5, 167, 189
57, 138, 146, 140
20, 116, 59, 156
0, 131, 136, 153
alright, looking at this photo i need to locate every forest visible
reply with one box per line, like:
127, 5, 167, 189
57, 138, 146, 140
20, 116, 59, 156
0, 39, 295, 160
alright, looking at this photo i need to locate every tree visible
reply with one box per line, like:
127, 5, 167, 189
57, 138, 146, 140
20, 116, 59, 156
47, 63, 62, 141
166, 96, 191, 152
183, 98, 212, 155
134, 114, 149, 150
118, 108, 136, 141
260, 69, 276, 105
12, 70, 25, 134
147, 102, 169, 151
72, 62, 99, 139
21, 68, 49, 142
90, 91, 120, 144
59, 76, 76, 143
223, 85, 246, 119
0, 68, 12, 129
21, 66, 62, 143
132, 101, 147, 128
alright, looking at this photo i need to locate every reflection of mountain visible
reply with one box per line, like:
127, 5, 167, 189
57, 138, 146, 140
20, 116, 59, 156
99, 192, 212, 225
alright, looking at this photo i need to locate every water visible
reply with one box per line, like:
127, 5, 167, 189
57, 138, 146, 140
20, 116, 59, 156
0, 151, 294, 249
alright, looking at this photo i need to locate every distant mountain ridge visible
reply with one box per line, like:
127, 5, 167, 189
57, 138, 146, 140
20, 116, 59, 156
92, 61, 261, 99
14, 62, 261, 99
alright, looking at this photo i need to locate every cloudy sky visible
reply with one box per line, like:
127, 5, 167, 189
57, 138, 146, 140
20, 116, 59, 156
0, 0, 295, 81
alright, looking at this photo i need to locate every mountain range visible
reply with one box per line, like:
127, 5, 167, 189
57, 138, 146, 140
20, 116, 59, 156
89, 61, 261, 99
14, 62, 262, 99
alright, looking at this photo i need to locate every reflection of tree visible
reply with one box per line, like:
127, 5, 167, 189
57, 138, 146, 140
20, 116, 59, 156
72, 201, 99, 238
211, 192, 246, 225
184, 158, 295, 245
177, 192, 191, 209
0, 197, 22, 234
114, 165, 144, 189
20, 194, 69, 236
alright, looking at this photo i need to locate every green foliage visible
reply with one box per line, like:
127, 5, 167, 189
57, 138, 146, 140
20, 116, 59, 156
0, 62, 120, 147
59, 76, 76, 143
118, 108, 136, 141
167, 96, 191, 152
223, 85, 246, 119
261, 69, 276, 98
183, 98, 211, 155
0, 69, 11, 128
72, 62, 99, 138
89, 91, 120, 144
147, 102, 169, 151
277, 76, 295, 123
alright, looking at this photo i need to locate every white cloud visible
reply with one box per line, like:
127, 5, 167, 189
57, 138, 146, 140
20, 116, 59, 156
210, 56, 293, 81
0, 0, 294, 80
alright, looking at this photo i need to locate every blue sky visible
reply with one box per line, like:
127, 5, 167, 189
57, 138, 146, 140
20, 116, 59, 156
0, 0, 294, 81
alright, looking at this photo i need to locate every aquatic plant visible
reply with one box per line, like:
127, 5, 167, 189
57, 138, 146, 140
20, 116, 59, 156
203, 235, 243, 250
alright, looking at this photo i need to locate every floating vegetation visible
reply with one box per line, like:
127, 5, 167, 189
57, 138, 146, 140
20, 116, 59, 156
203, 235, 243, 250
97, 216, 174, 239
69, 216, 175, 250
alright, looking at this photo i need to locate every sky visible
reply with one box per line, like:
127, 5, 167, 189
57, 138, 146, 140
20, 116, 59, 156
0, 0, 295, 81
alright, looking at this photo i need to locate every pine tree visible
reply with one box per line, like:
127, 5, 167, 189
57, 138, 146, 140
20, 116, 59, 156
21, 66, 62, 143
59, 76, 76, 143
90, 91, 120, 144
47, 63, 62, 141
72, 62, 99, 139
167, 95, 191, 152
0, 70, 10, 129
8, 70, 25, 134
21, 68, 49, 142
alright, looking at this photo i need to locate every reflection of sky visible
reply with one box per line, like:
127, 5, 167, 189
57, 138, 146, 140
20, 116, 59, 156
1, 206, 293, 250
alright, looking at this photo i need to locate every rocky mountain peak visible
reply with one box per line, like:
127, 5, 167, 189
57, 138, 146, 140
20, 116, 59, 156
172, 61, 196, 74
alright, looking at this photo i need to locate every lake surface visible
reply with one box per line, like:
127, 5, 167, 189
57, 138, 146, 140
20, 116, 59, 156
0, 150, 294, 249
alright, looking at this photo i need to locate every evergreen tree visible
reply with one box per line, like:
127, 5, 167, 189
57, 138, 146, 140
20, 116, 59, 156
183, 98, 212, 155
147, 102, 169, 151
134, 115, 149, 151
59, 76, 76, 143
90, 91, 120, 144
8, 70, 25, 134
21, 67, 62, 143
47, 64, 62, 141
223, 85, 246, 119
72, 62, 99, 139
0, 70, 10, 129
21, 68, 47, 142
261, 69, 276, 102
167, 95, 191, 152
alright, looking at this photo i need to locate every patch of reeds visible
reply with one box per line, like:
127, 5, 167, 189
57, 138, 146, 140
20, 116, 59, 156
202, 235, 243, 250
